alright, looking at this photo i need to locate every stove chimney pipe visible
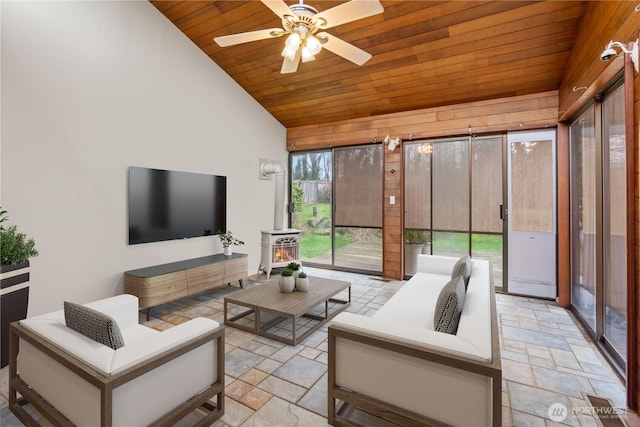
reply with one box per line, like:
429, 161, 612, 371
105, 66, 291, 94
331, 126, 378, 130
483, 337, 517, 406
259, 160, 286, 230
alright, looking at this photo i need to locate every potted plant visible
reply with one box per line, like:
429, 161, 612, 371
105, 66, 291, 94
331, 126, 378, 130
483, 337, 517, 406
404, 229, 429, 276
286, 261, 301, 278
0, 208, 38, 367
295, 271, 309, 292
218, 230, 244, 256
279, 269, 295, 293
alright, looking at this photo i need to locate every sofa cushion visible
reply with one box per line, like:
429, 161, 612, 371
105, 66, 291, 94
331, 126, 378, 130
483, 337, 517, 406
64, 302, 125, 350
451, 255, 472, 289
434, 275, 465, 334
374, 272, 450, 329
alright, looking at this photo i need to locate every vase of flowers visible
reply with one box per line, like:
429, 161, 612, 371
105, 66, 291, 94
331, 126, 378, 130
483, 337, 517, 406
219, 230, 244, 256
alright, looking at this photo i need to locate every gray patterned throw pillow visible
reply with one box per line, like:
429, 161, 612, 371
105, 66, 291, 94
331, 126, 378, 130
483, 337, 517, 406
451, 255, 472, 289
64, 302, 125, 350
434, 275, 466, 334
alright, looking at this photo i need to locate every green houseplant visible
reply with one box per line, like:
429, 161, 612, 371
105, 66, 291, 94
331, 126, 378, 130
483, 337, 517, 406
286, 261, 301, 278
0, 207, 39, 266
0, 208, 39, 367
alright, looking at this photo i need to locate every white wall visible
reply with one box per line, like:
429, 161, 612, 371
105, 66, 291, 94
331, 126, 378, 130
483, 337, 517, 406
1, 1, 287, 315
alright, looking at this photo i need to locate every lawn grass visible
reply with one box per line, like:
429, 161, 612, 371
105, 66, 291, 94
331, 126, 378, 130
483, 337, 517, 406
293, 203, 354, 259
295, 204, 502, 258
432, 231, 502, 253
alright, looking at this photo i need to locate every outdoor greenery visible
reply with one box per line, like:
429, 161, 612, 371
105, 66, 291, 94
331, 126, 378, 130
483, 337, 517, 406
432, 231, 502, 253
293, 198, 502, 260
292, 184, 304, 212
293, 202, 353, 259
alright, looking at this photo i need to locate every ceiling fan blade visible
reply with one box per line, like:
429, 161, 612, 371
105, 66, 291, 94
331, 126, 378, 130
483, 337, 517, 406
261, 0, 294, 20
281, 50, 301, 74
314, 0, 383, 30
317, 32, 372, 65
214, 28, 283, 47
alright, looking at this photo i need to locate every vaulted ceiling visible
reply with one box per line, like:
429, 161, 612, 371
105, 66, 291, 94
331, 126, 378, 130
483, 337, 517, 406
151, 1, 586, 128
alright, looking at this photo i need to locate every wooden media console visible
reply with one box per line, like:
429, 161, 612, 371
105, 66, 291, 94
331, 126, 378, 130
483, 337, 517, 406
125, 253, 248, 318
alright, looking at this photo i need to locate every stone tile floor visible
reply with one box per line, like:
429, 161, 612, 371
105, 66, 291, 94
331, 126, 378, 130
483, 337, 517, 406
0, 267, 636, 426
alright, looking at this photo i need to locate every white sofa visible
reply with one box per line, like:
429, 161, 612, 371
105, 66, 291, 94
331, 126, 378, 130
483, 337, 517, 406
9, 294, 225, 427
328, 255, 501, 427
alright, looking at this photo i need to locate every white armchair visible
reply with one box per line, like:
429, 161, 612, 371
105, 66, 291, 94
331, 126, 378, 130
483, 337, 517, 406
8, 294, 224, 426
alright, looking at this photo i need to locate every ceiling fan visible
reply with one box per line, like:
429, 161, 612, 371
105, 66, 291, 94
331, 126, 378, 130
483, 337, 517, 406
213, 0, 384, 74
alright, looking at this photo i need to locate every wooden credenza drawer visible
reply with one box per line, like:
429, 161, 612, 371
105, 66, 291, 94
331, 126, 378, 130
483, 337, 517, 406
187, 263, 225, 294
124, 270, 188, 308
224, 256, 248, 284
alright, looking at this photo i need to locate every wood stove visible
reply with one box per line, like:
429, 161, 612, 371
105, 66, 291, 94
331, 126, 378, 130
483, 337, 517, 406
259, 229, 301, 278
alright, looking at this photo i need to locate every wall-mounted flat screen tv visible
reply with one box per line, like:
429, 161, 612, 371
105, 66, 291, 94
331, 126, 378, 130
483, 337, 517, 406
128, 166, 226, 245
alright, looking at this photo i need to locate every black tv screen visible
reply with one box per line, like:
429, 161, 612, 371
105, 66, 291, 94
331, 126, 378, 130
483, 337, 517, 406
128, 167, 226, 245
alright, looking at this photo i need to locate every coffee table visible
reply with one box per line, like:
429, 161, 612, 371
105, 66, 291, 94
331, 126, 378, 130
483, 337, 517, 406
224, 276, 351, 345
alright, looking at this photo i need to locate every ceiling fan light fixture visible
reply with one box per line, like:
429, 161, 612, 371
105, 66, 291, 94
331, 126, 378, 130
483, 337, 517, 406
306, 34, 321, 55
215, 0, 384, 73
301, 45, 315, 62
285, 32, 301, 49
282, 45, 297, 61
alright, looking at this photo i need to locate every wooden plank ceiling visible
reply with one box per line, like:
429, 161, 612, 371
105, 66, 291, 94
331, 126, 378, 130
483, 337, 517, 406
151, 1, 586, 128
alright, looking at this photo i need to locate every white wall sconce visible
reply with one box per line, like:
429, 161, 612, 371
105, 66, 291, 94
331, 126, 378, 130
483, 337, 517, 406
383, 135, 400, 151
600, 39, 639, 73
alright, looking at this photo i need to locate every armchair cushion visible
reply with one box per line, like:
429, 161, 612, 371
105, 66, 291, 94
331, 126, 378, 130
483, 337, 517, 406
64, 301, 124, 350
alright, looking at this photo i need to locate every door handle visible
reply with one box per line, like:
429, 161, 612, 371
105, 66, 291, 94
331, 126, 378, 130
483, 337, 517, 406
499, 204, 504, 220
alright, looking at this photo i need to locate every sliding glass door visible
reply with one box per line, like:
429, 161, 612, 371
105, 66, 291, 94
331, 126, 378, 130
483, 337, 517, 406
471, 136, 505, 288
333, 146, 383, 271
603, 83, 627, 363
432, 139, 470, 257
290, 146, 383, 273
404, 136, 505, 284
570, 79, 627, 369
291, 151, 333, 265
570, 106, 597, 330
404, 131, 558, 295
404, 142, 432, 276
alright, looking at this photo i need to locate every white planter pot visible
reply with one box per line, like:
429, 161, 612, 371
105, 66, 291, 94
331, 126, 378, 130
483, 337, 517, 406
404, 243, 424, 276
295, 277, 310, 292
279, 276, 295, 293
224, 246, 232, 256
